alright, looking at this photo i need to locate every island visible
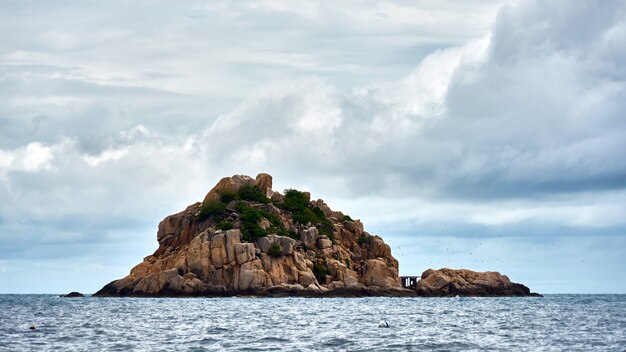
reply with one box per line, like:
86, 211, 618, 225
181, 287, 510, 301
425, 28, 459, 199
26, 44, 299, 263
95, 173, 413, 297
404, 268, 541, 297
94, 173, 540, 297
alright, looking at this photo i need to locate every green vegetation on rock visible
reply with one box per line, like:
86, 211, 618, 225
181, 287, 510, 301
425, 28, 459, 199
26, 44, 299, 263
278, 189, 335, 240
237, 185, 270, 203
235, 202, 289, 242
280, 189, 310, 211
219, 186, 270, 204
201, 186, 335, 243
313, 261, 331, 283
237, 203, 267, 242
292, 207, 318, 224
216, 220, 233, 231
317, 222, 335, 241
198, 200, 227, 221
220, 190, 238, 204
267, 243, 282, 258
287, 230, 299, 240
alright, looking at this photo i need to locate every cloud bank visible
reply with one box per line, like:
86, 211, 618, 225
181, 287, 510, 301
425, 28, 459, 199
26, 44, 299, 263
1, 0, 625, 293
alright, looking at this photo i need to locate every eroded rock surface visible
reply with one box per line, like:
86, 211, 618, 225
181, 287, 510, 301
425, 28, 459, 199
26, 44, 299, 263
416, 268, 541, 297
95, 173, 413, 297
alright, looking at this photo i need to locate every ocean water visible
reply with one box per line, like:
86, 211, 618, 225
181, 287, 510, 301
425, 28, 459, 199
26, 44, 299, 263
0, 295, 624, 351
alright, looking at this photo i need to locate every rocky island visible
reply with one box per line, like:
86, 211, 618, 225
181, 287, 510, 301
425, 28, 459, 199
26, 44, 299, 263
95, 173, 540, 298
415, 268, 541, 297
95, 173, 414, 297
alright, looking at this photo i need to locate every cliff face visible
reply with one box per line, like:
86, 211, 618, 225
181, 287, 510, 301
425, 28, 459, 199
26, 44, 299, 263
95, 173, 413, 297
416, 268, 541, 297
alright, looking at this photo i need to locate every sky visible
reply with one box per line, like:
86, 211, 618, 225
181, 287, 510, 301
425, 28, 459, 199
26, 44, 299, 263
1, 0, 625, 294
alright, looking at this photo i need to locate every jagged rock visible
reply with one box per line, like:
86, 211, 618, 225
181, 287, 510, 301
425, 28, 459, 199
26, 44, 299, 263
255, 173, 273, 198
252, 203, 281, 217
344, 220, 363, 234
317, 237, 332, 249
258, 235, 296, 255
259, 218, 271, 230
362, 259, 400, 288
203, 175, 255, 203
298, 271, 317, 287
299, 227, 319, 248
234, 243, 256, 265
257, 236, 272, 253
94, 173, 413, 297
157, 215, 182, 243
415, 268, 541, 297
224, 230, 240, 263
271, 192, 285, 203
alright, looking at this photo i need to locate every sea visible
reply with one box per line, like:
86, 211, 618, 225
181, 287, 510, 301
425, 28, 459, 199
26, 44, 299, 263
0, 294, 624, 351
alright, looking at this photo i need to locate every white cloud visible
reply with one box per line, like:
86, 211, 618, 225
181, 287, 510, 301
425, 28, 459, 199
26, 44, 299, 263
1, 0, 625, 293
0, 141, 57, 176
83, 147, 129, 167
2, 0, 624, 232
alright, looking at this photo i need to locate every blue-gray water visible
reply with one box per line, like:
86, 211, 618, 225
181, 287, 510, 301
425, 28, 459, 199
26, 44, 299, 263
0, 295, 624, 351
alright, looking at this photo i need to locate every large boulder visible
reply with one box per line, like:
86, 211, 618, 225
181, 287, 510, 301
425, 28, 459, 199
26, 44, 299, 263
255, 173, 273, 198
415, 268, 541, 297
361, 259, 401, 289
203, 175, 255, 203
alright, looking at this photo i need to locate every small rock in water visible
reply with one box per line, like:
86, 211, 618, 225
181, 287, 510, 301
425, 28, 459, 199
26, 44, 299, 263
29, 325, 36, 330
60, 291, 84, 298
378, 320, 389, 328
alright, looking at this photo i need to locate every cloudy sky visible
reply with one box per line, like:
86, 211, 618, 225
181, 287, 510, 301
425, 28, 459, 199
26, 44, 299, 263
1, 0, 625, 294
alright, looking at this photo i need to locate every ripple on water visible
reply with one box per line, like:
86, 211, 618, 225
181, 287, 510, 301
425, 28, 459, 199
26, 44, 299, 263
0, 295, 625, 351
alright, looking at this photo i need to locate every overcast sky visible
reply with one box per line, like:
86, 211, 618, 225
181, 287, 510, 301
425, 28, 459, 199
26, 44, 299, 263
1, 0, 625, 294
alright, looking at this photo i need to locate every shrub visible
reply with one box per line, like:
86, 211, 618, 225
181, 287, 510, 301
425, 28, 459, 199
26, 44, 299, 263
341, 215, 353, 222
268, 243, 282, 258
287, 230, 299, 240
237, 203, 261, 222
262, 211, 281, 227
237, 204, 267, 241
317, 222, 335, 241
313, 261, 331, 283
237, 185, 269, 203
241, 224, 266, 242
292, 208, 318, 225
281, 189, 310, 211
291, 204, 334, 240
273, 226, 288, 237
235, 202, 288, 241
216, 220, 233, 231
344, 259, 350, 268
312, 206, 326, 220
198, 200, 226, 221
220, 190, 238, 203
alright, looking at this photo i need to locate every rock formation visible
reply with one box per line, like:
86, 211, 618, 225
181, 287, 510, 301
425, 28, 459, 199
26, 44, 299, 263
415, 268, 541, 297
95, 173, 414, 297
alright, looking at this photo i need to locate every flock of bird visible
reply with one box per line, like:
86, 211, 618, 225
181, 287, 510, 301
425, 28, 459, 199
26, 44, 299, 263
385, 233, 530, 270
